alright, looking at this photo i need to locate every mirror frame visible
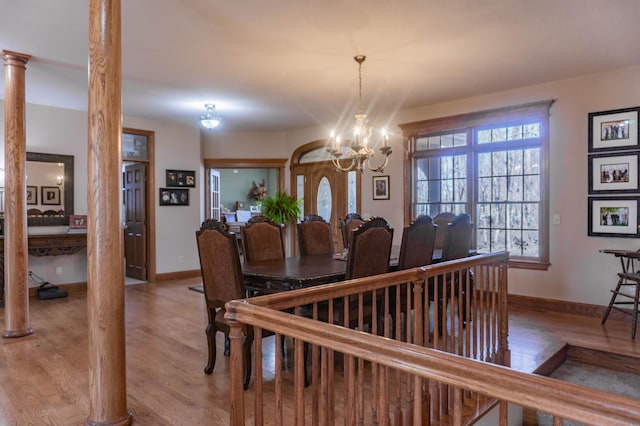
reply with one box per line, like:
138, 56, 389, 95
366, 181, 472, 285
27, 152, 74, 226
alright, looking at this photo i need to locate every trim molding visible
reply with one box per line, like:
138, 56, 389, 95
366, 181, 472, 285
29, 281, 87, 297
508, 294, 627, 321
156, 269, 201, 281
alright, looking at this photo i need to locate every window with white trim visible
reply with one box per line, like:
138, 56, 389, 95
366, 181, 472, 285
400, 100, 554, 269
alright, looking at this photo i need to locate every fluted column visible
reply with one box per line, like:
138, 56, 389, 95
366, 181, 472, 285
86, 0, 131, 424
2, 50, 32, 339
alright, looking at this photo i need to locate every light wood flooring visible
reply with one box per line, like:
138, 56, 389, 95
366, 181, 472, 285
0, 278, 638, 425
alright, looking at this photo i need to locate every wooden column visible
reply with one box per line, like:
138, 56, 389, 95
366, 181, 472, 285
86, 0, 131, 425
2, 50, 32, 339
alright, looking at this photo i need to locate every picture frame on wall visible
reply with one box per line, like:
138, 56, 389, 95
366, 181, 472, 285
41, 186, 61, 205
588, 106, 639, 152
159, 188, 189, 206
588, 152, 639, 193
166, 169, 196, 187
26, 186, 37, 205
588, 196, 640, 237
372, 175, 390, 200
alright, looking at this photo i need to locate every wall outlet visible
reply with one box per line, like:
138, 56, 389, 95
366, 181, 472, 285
178, 256, 184, 264
55, 266, 63, 276
552, 214, 561, 225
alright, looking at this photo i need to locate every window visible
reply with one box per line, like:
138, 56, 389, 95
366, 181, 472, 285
400, 100, 554, 269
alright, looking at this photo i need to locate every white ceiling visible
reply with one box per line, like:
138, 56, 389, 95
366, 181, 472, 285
1, 0, 639, 132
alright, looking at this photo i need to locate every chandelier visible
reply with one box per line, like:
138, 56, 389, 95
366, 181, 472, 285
200, 104, 222, 129
326, 55, 392, 173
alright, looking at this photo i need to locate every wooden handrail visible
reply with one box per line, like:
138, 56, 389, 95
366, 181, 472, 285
225, 252, 640, 425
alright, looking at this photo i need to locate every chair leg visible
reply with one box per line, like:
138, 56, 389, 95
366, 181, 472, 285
602, 276, 624, 325
243, 334, 253, 390
204, 322, 217, 375
224, 335, 231, 356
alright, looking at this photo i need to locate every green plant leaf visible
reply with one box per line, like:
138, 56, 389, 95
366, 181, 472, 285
260, 191, 302, 225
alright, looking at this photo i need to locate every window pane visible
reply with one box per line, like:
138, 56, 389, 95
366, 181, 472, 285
492, 176, 507, 201
491, 203, 506, 228
478, 129, 491, 144
478, 153, 492, 177
416, 180, 428, 202
347, 171, 357, 213
524, 175, 540, 202
454, 179, 466, 202
523, 123, 540, 139
477, 203, 491, 228
507, 150, 523, 175
507, 125, 522, 140
524, 148, 540, 174
429, 136, 441, 149
441, 157, 454, 179
477, 229, 490, 252
491, 229, 506, 251
522, 230, 539, 256
416, 159, 427, 180
508, 176, 523, 201
507, 203, 522, 229
492, 151, 507, 176
316, 177, 332, 222
416, 137, 429, 151
441, 180, 454, 202
492, 128, 507, 142
523, 203, 539, 229
441, 134, 453, 148
454, 132, 467, 146
454, 155, 466, 178
478, 177, 491, 202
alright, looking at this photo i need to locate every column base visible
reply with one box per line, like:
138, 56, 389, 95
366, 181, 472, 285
85, 410, 132, 426
3, 327, 34, 338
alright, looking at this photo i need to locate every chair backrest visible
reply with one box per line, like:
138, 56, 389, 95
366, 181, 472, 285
297, 214, 333, 256
441, 213, 473, 261
195, 219, 245, 311
345, 217, 393, 280
340, 213, 364, 249
433, 212, 456, 250
398, 215, 437, 270
241, 215, 285, 262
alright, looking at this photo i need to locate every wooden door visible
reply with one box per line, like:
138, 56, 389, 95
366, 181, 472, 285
124, 162, 147, 280
292, 161, 360, 253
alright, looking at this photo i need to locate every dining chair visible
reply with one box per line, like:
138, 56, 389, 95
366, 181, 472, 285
241, 215, 285, 262
431, 213, 474, 335
433, 211, 456, 251
330, 217, 393, 331
297, 214, 333, 256
339, 213, 364, 250
195, 218, 263, 390
393, 215, 437, 334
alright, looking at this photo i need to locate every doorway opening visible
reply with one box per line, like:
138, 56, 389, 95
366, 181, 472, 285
122, 128, 156, 283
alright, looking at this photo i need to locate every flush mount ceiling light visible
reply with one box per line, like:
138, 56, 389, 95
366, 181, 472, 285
326, 55, 392, 173
200, 104, 222, 129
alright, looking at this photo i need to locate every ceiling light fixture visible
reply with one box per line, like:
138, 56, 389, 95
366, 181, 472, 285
326, 55, 392, 173
200, 104, 222, 129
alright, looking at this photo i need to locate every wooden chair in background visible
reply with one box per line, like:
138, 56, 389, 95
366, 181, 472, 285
297, 214, 333, 256
241, 215, 285, 262
195, 219, 261, 389
398, 215, 437, 270
339, 213, 364, 250
433, 211, 456, 251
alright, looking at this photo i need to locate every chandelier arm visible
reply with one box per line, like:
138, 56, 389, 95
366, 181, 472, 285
332, 156, 357, 173
365, 153, 390, 173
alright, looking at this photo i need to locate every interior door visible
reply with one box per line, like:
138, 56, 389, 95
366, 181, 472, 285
124, 162, 147, 280
292, 161, 360, 253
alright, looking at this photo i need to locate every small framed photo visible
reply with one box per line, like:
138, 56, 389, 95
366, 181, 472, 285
41, 186, 61, 205
249, 205, 261, 213
69, 214, 87, 229
588, 107, 639, 152
166, 169, 196, 187
588, 196, 640, 237
26, 186, 37, 205
372, 175, 390, 200
159, 188, 189, 206
589, 152, 639, 193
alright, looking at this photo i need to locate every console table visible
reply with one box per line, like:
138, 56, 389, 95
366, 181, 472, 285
0, 233, 87, 307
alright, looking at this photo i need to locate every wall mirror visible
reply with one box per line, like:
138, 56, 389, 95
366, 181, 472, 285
25, 152, 74, 226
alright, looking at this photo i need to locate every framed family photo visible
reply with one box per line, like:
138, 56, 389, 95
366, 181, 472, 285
166, 169, 196, 187
588, 106, 639, 152
41, 186, 61, 205
372, 175, 390, 200
588, 196, 640, 237
588, 152, 639, 193
26, 186, 37, 205
159, 188, 190, 206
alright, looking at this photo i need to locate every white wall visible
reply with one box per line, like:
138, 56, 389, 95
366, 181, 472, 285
1, 104, 202, 285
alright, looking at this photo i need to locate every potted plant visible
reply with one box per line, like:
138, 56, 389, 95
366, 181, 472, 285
260, 191, 301, 226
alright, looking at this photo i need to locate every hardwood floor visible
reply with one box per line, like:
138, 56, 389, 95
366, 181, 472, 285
0, 278, 638, 425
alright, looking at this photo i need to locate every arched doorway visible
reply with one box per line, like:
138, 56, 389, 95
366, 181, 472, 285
290, 140, 362, 254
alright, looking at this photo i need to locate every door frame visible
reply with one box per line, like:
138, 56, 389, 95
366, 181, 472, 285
122, 127, 155, 282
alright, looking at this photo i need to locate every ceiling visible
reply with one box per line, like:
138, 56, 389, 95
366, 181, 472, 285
1, 0, 639, 132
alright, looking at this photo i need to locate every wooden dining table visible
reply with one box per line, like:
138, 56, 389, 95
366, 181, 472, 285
242, 246, 401, 292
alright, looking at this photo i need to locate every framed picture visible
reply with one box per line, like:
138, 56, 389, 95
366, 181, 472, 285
166, 169, 196, 187
26, 186, 37, 205
372, 175, 390, 200
41, 186, 61, 205
69, 214, 87, 230
249, 205, 261, 213
588, 107, 639, 152
588, 152, 639, 193
588, 196, 640, 237
159, 188, 189, 206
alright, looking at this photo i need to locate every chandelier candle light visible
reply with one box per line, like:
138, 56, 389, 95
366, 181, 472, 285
327, 55, 392, 173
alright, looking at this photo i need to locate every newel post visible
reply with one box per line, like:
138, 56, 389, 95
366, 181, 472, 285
227, 303, 246, 426
498, 258, 510, 366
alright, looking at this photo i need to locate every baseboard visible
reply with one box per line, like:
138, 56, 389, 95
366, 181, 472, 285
156, 269, 200, 281
566, 345, 640, 374
508, 294, 627, 321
